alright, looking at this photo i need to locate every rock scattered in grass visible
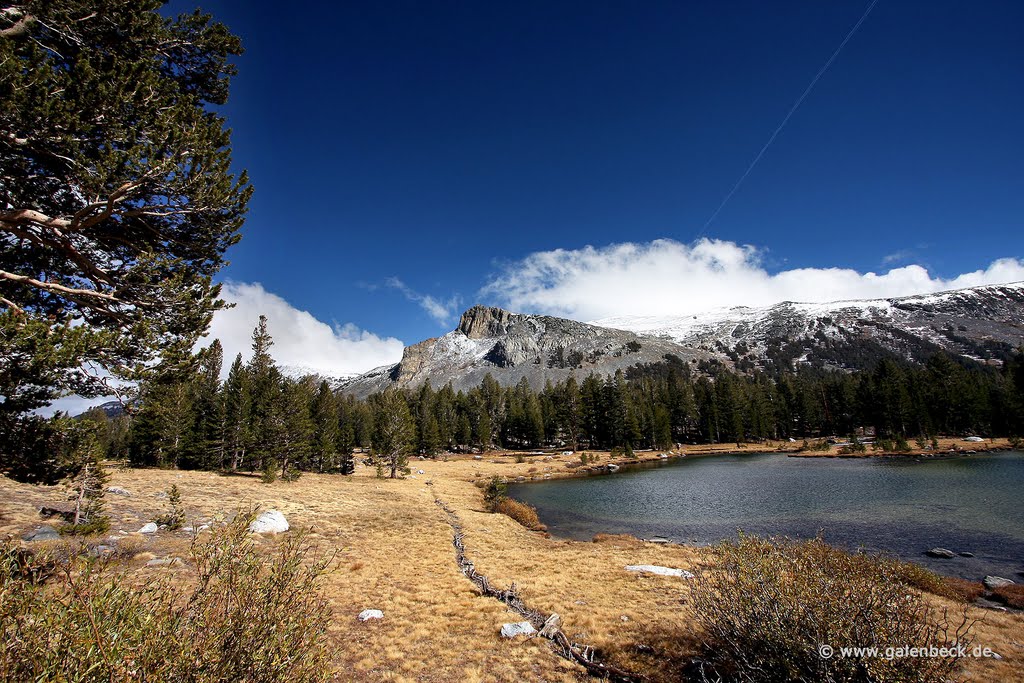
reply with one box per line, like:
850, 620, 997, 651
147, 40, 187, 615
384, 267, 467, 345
248, 510, 289, 534
358, 609, 383, 622
146, 557, 182, 567
539, 613, 561, 638
105, 486, 133, 497
625, 564, 694, 578
500, 621, 536, 638
22, 525, 60, 542
138, 522, 158, 534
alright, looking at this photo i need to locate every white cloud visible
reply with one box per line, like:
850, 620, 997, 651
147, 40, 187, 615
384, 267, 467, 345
34, 283, 402, 418
482, 238, 1024, 321
207, 282, 404, 377
385, 277, 460, 327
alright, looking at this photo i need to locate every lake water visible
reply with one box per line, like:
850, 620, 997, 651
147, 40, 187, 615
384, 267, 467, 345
508, 451, 1024, 579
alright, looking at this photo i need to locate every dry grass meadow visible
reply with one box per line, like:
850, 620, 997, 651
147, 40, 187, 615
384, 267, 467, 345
2, 446, 1022, 682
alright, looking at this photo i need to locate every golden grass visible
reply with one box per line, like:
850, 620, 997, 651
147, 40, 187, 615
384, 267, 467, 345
1, 450, 1022, 682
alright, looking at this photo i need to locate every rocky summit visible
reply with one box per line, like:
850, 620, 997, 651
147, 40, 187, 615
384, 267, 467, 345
339, 305, 707, 397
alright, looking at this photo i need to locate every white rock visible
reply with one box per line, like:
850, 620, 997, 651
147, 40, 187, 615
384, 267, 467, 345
138, 522, 158, 534
984, 575, 1015, 590
417, 469, 425, 474
248, 510, 290, 534
539, 613, 561, 638
625, 564, 694, 578
358, 609, 383, 621
105, 486, 132, 496
146, 557, 182, 567
500, 621, 537, 638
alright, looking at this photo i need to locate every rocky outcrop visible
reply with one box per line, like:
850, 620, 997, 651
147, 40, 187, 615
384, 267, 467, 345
340, 305, 708, 397
391, 337, 439, 383
459, 305, 514, 339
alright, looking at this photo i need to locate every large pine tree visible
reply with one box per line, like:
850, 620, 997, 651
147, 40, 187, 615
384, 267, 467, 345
0, 1, 250, 420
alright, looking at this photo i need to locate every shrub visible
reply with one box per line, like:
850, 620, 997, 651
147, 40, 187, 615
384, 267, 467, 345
0, 510, 333, 683
59, 460, 110, 535
992, 584, 1024, 609
689, 536, 972, 683
482, 476, 507, 512
494, 497, 547, 531
155, 484, 185, 530
514, 453, 526, 464
800, 439, 830, 452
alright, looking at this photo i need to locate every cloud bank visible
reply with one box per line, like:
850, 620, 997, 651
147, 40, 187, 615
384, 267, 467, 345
207, 282, 404, 377
482, 238, 1024, 321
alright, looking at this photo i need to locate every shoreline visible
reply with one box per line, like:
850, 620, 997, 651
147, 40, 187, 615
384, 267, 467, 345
467, 437, 1016, 485
3, 448, 1022, 681
491, 442, 1022, 586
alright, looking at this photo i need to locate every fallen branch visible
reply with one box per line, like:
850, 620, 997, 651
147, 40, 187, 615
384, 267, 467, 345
433, 496, 645, 682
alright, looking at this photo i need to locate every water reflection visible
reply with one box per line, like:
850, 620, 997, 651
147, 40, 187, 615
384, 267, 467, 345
508, 451, 1024, 579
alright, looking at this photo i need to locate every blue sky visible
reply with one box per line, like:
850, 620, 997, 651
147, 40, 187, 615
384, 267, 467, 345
172, 0, 1022, 374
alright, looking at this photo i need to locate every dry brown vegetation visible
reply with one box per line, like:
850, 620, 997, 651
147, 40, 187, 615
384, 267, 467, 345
2, 451, 1022, 682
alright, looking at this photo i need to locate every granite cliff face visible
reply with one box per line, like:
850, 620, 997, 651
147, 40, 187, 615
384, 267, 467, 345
339, 283, 1024, 397
339, 305, 707, 397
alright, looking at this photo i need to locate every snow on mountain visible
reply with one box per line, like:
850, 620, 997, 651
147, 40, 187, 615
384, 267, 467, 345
592, 282, 1024, 367
339, 283, 1024, 396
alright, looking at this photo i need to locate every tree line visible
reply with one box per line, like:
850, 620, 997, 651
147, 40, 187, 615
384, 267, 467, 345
100, 316, 1024, 482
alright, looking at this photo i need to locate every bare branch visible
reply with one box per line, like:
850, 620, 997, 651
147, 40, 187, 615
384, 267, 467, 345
0, 269, 120, 303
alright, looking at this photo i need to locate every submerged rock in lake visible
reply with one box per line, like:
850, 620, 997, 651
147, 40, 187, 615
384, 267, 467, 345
926, 547, 957, 559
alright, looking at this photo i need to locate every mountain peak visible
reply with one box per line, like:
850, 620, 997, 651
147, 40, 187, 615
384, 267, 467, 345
458, 305, 515, 339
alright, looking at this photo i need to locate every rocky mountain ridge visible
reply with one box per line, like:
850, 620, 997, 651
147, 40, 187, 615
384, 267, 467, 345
338, 283, 1024, 396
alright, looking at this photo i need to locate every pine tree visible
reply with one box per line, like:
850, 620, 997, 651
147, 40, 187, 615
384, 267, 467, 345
415, 381, 441, 455
371, 389, 415, 479
246, 316, 282, 476
222, 353, 250, 471
60, 421, 110, 534
0, 2, 251, 439
180, 340, 224, 470
560, 376, 583, 450
311, 381, 339, 472
335, 395, 357, 474
277, 380, 314, 481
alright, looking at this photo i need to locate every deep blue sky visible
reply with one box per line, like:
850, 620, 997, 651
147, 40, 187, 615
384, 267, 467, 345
175, 0, 1022, 344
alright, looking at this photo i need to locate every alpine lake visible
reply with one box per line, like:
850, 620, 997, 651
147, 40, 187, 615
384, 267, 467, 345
508, 450, 1024, 579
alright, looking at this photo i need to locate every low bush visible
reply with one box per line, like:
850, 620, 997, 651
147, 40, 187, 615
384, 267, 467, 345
154, 484, 185, 530
689, 535, 973, 683
494, 497, 547, 531
992, 583, 1024, 609
882, 558, 984, 603
0, 510, 334, 682
482, 475, 507, 511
